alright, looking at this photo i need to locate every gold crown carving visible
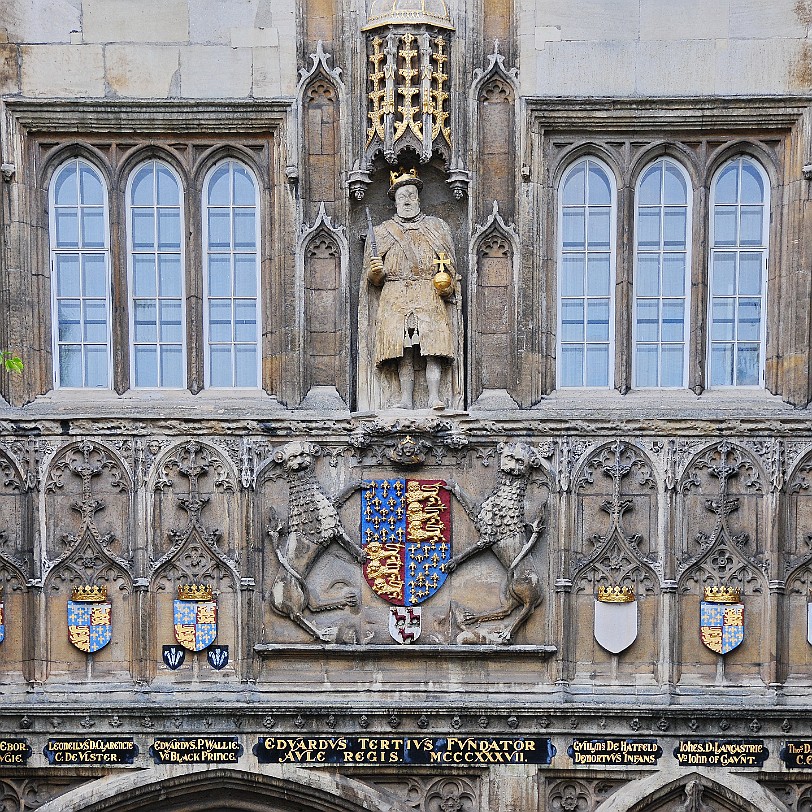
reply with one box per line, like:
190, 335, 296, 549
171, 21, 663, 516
388, 167, 423, 197
703, 585, 741, 604
177, 584, 214, 602
71, 585, 108, 602
597, 585, 635, 603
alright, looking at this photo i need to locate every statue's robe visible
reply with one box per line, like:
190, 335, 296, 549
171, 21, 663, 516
358, 212, 464, 411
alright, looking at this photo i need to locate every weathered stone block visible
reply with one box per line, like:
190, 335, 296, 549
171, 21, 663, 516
307, 290, 338, 330
252, 45, 282, 98
83, 0, 189, 43
532, 41, 637, 96
105, 45, 180, 98
3, 0, 80, 44
534, 0, 640, 41
309, 332, 338, 356
189, 0, 259, 44
635, 40, 716, 95
640, 0, 730, 40
715, 37, 801, 93
0, 43, 19, 95
309, 256, 339, 290
20, 44, 104, 97
230, 27, 279, 48
481, 256, 511, 287
179, 46, 252, 98
729, 0, 806, 39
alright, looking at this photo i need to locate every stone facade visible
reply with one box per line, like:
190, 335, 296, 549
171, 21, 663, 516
1, 1, 812, 811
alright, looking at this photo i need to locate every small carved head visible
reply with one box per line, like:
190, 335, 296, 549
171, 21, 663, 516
497, 441, 541, 477
274, 441, 321, 472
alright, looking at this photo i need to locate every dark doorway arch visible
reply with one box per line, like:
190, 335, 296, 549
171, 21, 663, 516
36, 765, 416, 812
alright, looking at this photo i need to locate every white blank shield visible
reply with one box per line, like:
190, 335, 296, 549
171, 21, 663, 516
594, 599, 638, 654
808, 603, 812, 646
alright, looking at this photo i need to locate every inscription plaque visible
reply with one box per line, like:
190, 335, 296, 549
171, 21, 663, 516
255, 736, 555, 765
0, 739, 32, 765
568, 738, 662, 765
780, 741, 812, 768
150, 736, 242, 764
674, 740, 768, 767
43, 738, 138, 765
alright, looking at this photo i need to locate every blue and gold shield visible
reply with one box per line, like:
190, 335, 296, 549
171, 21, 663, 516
173, 600, 217, 652
67, 600, 112, 653
700, 600, 744, 654
361, 479, 452, 607
0, 600, 5, 644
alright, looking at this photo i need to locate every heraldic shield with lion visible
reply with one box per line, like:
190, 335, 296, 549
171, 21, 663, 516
361, 479, 451, 643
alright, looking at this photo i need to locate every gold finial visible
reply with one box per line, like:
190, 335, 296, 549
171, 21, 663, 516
177, 584, 214, 602
71, 585, 108, 602
597, 585, 636, 603
703, 585, 741, 604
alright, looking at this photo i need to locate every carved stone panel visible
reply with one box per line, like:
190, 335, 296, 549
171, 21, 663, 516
151, 441, 240, 680
784, 450, 812, 682
477, 77, 515, 221
43, 440, 133, 679
304, 76, 341, 219
475, 233, 514, 393
676, 442, 768, 685
256, 438, 551, 661
0, 447, 29, 678
305, 233, 344, 396
570, 441, 660, 683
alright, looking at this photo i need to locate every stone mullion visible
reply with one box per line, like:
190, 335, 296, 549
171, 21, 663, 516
688, 171, 709, 394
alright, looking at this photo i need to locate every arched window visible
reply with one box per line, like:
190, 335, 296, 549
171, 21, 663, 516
633, 158, 692, 387
558, 157, 615, 387
49, 158, 111, 388
127, 160, 185, 388
708, 156, 769, 387
202, 160, 261, 388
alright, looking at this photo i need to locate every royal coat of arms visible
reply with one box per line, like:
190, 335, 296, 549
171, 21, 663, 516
700, 586, 744, 654
67, 585, 112, 653
173, 584, 217, 652
594, 585, 637, 654
362, 479, 451, 643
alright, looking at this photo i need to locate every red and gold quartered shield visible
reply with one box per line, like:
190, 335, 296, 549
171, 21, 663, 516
361, 479, 451, 606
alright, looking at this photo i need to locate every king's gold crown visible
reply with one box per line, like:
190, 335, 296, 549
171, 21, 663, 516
703, 585, 741, 604
597, 585, 636, 603
390, 166, 419, 187
177, 583, 213, 601
71, 585, 108, 602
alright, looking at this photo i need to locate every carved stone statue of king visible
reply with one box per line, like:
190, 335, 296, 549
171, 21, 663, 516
358, 168, 464, 411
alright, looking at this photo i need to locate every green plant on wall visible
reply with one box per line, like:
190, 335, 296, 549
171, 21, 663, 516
1, 351, 23, 373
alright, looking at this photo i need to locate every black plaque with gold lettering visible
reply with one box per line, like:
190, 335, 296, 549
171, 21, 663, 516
254, 736, 555, 766
150, 736, 243, 764
0, 739, 32, 765
780, 741, 812, 769
43, 738, 138, 765
674, 740, 768, 767
568, 738, 662, 766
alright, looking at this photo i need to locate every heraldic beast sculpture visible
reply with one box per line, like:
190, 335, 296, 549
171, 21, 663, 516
446, 442, 546, 643
267, 441, 365, 642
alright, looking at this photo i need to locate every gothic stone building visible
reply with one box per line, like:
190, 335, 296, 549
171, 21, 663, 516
1, 1, 812, 810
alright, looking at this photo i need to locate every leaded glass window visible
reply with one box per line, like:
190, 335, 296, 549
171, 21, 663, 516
49, 158, 111, 388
